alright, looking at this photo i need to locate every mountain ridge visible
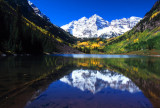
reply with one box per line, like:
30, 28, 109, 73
28, 0, 50, 22
61, 14, 142, 39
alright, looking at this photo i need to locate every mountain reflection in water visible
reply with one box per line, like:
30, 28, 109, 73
0, 55, 160, 108
60, 69, 140, 94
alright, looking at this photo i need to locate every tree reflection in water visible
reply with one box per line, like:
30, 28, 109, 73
0, 55, 159, 108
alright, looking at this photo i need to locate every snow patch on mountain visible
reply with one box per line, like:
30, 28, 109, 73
60, 69, 140, 94
61, 14, 142, 38
28, 0, 50, 21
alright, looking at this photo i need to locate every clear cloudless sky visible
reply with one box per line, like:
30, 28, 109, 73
29, 0, 157, 26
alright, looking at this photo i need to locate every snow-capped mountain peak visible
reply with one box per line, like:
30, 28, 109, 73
28, 0, 50, 22
61, 15, 142, 38
78, 17, 88, 22
88, 14, 109, 30
89, 14, 104, 21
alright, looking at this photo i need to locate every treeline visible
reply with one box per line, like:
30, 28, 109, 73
0, 1, 61, 54
76, 47, 91, 54
75, 46, 105, 54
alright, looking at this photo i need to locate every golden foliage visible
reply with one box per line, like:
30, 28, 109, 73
150, 11, 160, 20
134, 38, 139, 43
98, 41, 104, 45
77, 59, 103, 68
133, 67, 138, 72
77, 42, 89, 46
56, 38, 63, 43
91, 43, 100, 48
23, 17, 64, 43
77, 62, 89, 67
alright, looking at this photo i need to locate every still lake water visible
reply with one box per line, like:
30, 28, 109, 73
0, 54, 160, 108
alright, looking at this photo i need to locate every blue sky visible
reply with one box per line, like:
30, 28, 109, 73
30, 0, 157, 26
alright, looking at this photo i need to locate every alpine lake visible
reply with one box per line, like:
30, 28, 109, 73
0, 54, 160, 108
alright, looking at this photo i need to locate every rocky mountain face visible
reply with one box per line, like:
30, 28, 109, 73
28, 1, 50, 22
61, 14, 142, 38
136, 0, 160, 32
60, 69, 140, 94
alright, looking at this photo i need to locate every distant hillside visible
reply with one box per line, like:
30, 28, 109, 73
0, 0, 81, 54
103, 0, 160, 55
